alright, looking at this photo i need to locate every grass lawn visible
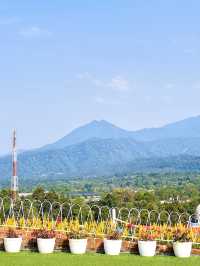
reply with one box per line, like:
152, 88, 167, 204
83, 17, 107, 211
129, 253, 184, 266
0, 252, 199, 266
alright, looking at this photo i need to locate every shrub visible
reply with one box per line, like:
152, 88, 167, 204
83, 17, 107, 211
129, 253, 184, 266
6, 228, 20, 238
173, 227, 193, 242
32, 229, 56, 239
137, 226, 159, 241
68, 224, 88, 239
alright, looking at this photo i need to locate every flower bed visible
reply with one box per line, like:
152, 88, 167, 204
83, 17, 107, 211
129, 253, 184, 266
0, 218, 200, 256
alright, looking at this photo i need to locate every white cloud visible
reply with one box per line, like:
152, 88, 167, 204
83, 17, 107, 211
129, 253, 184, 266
107, 76, 129, 91
161, 95, 173, 105
94, 96, 123, 105
19, 26, 52, 38
183, 48, 194, 55
193, 82, 200, 90
94, 97, 106, 104
77, 72, 130, 92
0, 17, 20, 25
77, 72, 104, 86
76, 72, 92, 80
165, 83, 175, 89
144, 95, 153, 104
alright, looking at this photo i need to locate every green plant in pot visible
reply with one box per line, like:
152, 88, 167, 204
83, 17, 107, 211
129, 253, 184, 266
68, 226, 88, 254
104, 227, 123, 255
4, 228, 22, 253
33, 229, 56, 254
172, 227, 193, 258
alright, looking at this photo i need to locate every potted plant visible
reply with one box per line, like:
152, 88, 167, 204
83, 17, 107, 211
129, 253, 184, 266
172, 228, 193, 258
104, 228, 123, 255
34, 229, 56, 254
4, 228, 22, 253
137, 227, 157, 256
68, 227, 88, 254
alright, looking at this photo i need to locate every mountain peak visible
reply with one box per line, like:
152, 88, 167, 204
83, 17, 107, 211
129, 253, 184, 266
88, 119, 116, 127
40, 115, 200, 151
41, 119, 131, 151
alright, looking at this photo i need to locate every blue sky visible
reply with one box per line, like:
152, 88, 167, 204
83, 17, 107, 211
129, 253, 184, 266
1, 0, 200, 154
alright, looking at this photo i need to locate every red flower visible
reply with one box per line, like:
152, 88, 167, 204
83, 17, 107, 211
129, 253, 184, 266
127, 223, 135, 229
56, 216, 61, 225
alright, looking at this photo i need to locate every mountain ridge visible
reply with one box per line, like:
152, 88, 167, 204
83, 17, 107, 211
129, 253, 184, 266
1, 136, 200, 182
40, 120, 133, 151
40, 115, 200, 151
1, 115, 200, 183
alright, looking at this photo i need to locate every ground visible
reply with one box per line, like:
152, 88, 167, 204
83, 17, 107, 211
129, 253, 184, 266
0, 252, 199, 266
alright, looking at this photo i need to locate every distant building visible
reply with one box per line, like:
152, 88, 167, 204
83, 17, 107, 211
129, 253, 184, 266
19, 192, 33, 198
189, 204, 200, 227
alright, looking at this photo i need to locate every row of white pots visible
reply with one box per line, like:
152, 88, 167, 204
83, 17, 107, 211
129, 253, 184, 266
104, 240, 193, 257
138, 241, 192, 258
3, 238, 88, 254
3, 238, 193, 257
4, 238, 55, 254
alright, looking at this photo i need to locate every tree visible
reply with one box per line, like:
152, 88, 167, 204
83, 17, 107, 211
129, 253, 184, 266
32, 187, 45, 201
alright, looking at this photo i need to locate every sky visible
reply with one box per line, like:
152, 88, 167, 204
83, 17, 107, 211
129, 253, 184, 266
1, 0, 200, 154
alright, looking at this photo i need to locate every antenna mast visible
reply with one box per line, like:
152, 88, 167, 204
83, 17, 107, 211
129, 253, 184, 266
11, 129, 18, 200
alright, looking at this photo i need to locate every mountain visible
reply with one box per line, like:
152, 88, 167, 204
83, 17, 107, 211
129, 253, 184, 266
131, 115, 200, 141
146, 137, 200, 157
1, 115, 200, 183
0, 138, 151, 181
41, 120, 133, 151
40, 116, 200, 151
1, 137, 200, 182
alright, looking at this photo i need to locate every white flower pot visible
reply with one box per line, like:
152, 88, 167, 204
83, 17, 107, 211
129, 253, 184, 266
4, 237, 22, 253
37, 238, 55, 254
104, 239, 122, 255
138, 240, 157, 256
173, 242, 192, 258
69, 239, 87, 254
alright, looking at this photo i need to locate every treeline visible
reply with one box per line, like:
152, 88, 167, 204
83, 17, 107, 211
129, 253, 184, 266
0, 183, 199, 215
13, 172, 200, 197
99, 186, 199, 215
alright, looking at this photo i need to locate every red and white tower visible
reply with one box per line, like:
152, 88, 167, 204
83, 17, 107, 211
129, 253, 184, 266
11, 129, 18, 199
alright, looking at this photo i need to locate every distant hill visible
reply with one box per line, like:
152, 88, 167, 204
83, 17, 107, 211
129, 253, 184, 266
40, 116, 200, 151
131, 115, 200, 141
0, 138, 150, 181
1, 115, 200, 183
1, 137, 200, 182
41, 120, 133, 151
